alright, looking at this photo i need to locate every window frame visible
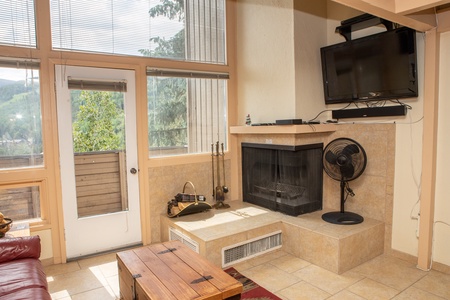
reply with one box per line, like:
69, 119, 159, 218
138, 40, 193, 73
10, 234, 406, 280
0, 58, 43, 170
0, 0, 237, 259
0, 180, 50, 226
146, 68, 229, 158
49, 0, 227, 64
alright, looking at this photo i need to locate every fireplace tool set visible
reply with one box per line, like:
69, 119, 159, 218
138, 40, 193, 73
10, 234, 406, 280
211, 141, 230, 209
165, 141, 229, 217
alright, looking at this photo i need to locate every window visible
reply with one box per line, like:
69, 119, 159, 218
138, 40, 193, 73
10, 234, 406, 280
0, 59, 43, 169
51, 0, 229, 157
0, 184, 41, 221
50, 0, 226, 64
0, 0, 36, 48
147, 69, 228, 157
67, 79, 129, 217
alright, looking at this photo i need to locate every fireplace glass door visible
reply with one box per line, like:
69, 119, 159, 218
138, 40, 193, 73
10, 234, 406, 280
242, 143, 323, 216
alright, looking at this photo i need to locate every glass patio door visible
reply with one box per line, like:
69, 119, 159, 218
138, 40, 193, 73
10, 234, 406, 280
55, 65, 141, 259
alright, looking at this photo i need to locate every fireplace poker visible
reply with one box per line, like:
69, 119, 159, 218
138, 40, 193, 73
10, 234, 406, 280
211, 143, 215, 198
215, 141, 225, 202
221, 143, 229, 193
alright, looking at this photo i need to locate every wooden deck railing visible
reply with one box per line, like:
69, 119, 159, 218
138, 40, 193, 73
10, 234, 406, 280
0, 151, 127, 219
74, 151, 128, 217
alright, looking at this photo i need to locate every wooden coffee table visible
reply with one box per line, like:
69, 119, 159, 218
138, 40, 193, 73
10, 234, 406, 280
117, 240, 242, 300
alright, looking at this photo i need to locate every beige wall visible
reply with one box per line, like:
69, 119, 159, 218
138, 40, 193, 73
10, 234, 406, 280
434, 31, 450, 266
235, 0, 449, 268
236, 0, 296, 124
293, 1, 328, 121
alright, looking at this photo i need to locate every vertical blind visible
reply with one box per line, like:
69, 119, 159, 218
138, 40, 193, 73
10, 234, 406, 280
185, 0, 226, 64
0, 0, 36, 47
147, 68, 228, 156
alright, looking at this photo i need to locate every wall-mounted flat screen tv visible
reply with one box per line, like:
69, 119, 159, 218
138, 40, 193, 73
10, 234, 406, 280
320, 27, 418, 104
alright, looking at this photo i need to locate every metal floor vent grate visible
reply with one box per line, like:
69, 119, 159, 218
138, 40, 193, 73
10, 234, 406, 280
222, 231, 282, 267
169, 227, 199, 253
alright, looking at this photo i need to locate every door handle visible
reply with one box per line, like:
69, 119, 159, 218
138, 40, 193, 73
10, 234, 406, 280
130, 168, 137, 174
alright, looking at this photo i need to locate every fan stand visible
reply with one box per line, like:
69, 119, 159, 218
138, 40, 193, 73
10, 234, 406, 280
322, 180, 364, 225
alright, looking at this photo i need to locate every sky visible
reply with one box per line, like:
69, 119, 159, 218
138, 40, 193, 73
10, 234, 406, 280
1, 0, 226, 73
50, 0, 183, 56
0, 0, 183, 57
0, 68, 38, 82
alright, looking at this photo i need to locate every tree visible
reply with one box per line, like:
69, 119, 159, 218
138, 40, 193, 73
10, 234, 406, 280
148, 76, 187, 147
0, 84, 42, 156
143, 0, 188, 150
72, 91, 124, 152
139, 29, 185, 59
139, 0, 185, 59
148, 0, 184, 21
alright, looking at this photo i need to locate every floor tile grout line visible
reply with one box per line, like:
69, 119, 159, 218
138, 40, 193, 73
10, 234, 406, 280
45, 249, 450, 300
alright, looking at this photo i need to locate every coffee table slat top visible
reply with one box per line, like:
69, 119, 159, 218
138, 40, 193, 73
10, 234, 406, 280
117, 240, 242, 300
117, 249, 178, 300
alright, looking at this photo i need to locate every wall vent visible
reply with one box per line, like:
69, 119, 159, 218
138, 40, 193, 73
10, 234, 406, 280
169, 227, 199, 253
222, 231, 282, 267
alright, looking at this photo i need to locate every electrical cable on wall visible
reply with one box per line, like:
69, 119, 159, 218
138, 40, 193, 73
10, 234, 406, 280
419, 220, 450, 271
407, 110, 422, 224
308, 102, 352, 122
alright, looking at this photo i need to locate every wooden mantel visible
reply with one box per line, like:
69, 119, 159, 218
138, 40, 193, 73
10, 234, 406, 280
229, 124, 337, 135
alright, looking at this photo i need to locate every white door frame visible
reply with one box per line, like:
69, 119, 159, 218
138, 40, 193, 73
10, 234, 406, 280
55, 65, 142, 259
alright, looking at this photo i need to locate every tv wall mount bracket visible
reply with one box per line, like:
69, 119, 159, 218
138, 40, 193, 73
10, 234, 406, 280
336, 13, 394, 41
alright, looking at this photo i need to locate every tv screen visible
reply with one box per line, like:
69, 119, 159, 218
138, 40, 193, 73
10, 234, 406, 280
320, 27, 418, 104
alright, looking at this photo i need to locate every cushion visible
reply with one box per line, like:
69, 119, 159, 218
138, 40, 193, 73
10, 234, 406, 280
0, 236, 41, 263
0, 258, 48, 298
0, 287, 52, 300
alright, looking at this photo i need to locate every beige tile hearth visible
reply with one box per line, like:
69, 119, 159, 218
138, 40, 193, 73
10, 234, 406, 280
161, 201, 385, 274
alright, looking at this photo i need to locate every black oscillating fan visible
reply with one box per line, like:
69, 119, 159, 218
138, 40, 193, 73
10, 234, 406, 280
322, 138, 367, 225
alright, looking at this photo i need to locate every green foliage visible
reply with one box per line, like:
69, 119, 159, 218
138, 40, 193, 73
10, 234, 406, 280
139, 0, 185, 59
0, 83, 42, 156
139, 29, 185, 59
0, 81, 28, 103
144, 0, 188, 150
148, 77, 187, 147
148, 0, 184, 21
72, 91, 125, 153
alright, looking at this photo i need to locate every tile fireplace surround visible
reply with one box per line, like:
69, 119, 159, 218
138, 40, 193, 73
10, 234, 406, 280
160, 123, 395, 274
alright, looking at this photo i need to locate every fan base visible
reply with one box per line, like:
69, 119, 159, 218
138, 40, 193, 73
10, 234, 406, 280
322, 211, 364, 225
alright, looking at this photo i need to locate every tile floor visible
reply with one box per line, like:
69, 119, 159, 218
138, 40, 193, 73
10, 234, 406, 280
44, 250, 450, 300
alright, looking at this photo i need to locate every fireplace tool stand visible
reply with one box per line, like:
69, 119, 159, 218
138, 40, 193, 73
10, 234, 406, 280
211, 141, 230, 209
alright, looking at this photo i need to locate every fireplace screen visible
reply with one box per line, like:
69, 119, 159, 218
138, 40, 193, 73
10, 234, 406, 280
242, 143, 323, 216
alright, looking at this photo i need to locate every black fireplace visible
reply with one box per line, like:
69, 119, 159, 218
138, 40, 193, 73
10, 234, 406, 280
242, 142, 323, 216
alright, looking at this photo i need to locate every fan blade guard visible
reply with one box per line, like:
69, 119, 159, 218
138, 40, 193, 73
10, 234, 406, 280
322, 137, 367, 182
321, 137, 367, 225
